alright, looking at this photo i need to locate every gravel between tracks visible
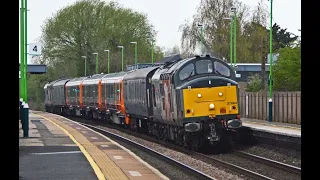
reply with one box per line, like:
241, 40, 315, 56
235, 144, 301, 168
213, 153, 300, 180
97, 125, 245, 180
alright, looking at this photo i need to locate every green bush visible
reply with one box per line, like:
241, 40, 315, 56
273, 46, 301, 91
246, 73, 264, 92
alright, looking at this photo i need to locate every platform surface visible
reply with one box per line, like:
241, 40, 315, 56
19, 112, 97, 180
241, 118, 301, 138
21, 111, 168, 180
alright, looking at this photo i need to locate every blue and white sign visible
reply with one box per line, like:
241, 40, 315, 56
29, 43, 42, 56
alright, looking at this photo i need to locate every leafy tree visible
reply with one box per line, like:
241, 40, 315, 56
28, 0, 165, 108
247, 0, 269, 90
179, 0, 274, 64
164, 45, 180, 56
270, 23, 298, 52
42, 0, 163, 79
273, 45, 301, 91
179, 0, 251, 60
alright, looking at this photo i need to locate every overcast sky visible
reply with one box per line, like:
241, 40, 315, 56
20, 0, 301, 63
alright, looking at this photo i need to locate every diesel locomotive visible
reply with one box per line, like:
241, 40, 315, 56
44, 54, 242, 150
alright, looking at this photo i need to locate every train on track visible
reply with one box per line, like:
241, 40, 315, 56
44, 54, 242, 150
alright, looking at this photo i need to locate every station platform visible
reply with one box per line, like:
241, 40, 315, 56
241, 118, 301, 138
19, 110, 169, 180
240, 118, 301, 150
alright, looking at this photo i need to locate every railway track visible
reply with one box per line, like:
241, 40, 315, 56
68, 116, 300, 180
232, 150, 301, 176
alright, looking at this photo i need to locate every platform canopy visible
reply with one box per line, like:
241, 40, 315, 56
19, 64, 47, 74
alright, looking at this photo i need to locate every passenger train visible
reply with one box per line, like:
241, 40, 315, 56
44, 54, 242, 150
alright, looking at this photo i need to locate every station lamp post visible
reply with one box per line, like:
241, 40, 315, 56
93, 53, 99, 74
197, 24, 204, 54
104, 50, 110, 73
151, 40, 154, 64
117, 46, 124, 71
268, 0, 273, 122
223, 17, 233, 67
81, 56, 87, 76
130, 42, 138, 65
231, 7, 237, 73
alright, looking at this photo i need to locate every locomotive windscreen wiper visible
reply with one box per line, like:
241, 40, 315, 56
187, 68, 195, 79
214, 69, 222, 75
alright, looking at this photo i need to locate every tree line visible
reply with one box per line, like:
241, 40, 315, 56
26, 0, 300, 110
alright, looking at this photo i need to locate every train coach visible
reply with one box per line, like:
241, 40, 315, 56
44, 54, 242, 150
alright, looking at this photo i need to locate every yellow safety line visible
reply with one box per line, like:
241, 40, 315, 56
37, 114, 105, 180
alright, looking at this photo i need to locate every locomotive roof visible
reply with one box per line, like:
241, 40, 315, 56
155, 54, 182, 64
123, 66, 159, 80
101, 71, 127, 79
68, 76, 88, 82
43, 79, 62, 89
53, 79, 71, 86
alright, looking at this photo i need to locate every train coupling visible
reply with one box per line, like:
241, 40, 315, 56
208, 123, 220, 143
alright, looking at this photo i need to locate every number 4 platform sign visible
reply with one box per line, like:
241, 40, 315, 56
29, 43, 42, 56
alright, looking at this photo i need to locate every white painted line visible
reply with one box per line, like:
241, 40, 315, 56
82, 131, 88, 134
128, 171, 142, 176
91, 137, 98, 140
113, 156, 123, 160
30, 151, 82, 155
100, 145, 109, 148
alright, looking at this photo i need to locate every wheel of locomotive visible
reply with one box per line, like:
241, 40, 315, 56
219, 134, 233, 153
130, 118, 137, 131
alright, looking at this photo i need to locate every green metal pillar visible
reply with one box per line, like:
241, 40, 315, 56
268, 0, 273, 122
121, 47, 124, 71
151, 41, 154, 64
233, 12, 237, 72
107, 51, 110, 73
85, 57, 87, 76
95, 53, 99, 74
135, 43, 138, 65
230, 21, 233, 67
24, 0, 28, 102
20, 0, 25, 101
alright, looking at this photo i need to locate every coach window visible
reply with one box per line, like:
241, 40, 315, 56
179, 63, 195, 81
102, 84, 105, 101
214, 61, 230, 77
110, 84, 114, 100
152, 85, 156, 107
196, 60, 213, 74
89, 85, 92, 98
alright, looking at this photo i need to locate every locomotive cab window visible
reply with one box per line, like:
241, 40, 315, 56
214, 61, 230, 77
179, 63, 195, 81
196, 60, 212, 74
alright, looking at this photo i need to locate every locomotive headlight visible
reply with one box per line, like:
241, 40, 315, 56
218, 92, 223, 96
198, 93, 202, 98
209, 103, 215, 109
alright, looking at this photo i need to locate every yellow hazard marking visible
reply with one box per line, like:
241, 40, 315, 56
36, 114, 105, 180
